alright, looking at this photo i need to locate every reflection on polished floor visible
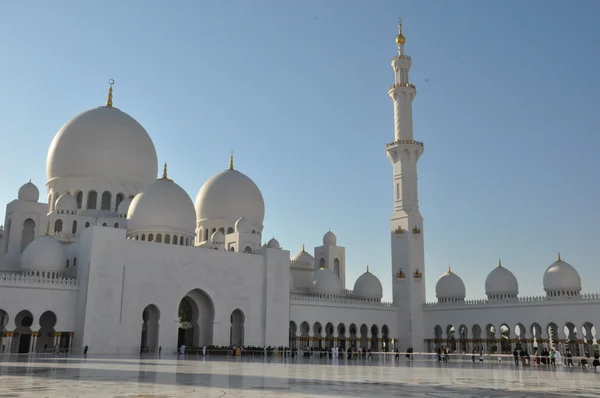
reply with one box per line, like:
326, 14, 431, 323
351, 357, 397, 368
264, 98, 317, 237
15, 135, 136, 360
0, 354, 598, 397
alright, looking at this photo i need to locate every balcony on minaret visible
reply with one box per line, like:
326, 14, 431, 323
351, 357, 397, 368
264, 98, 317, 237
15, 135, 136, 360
386, 139, 423, 148
396, 269, 406, 279
394, 226, 405, 235
389, 82, 416, 91
413, 269, 423, 279
411, 226, 421, 235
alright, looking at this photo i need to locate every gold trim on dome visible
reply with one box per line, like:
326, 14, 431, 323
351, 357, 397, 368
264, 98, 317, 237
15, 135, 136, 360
106, 79, 115, 108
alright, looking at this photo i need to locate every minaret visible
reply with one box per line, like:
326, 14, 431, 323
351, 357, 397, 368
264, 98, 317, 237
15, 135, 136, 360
386, 19, 426, 351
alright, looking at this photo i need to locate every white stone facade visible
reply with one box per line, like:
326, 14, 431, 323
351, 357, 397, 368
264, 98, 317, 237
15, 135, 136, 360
0, 21, 597, 357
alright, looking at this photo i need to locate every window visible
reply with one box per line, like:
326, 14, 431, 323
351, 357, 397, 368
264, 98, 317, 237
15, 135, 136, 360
85, 222, 90, 228
72, 220, 78, 235
114, 223, 119, 228
54, 219, 63, 233
101, 191, 111, 210
165, 234, 171, 244
227, 227, 233, 234
75, 191, 83, 209
115, 193, 124, 211
87, 191, 97, 209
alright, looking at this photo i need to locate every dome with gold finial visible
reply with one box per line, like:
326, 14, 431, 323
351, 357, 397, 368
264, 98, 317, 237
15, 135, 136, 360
55, 191, 78, 212
195, 151, 265, 228
435, 266, 466, 303
353, 265, 383, 300
312, 265, 341, 295
291, 244, 314, 266
126, 164, 196, 242
396, 33, 406, 45
46, 79, 158, 186
543, 253, 581, 297
485, 259, 519, 301
18, 180, 39, 202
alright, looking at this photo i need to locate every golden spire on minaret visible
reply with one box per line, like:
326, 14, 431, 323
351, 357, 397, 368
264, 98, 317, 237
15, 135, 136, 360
395, 17, 407, 57
106, 79, 115, 107
229, 150, 235, 170
159, 163, 172, 181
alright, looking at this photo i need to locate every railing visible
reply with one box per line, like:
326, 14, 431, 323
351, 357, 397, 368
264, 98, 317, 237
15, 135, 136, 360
0, 273, 78, 289
291, 294, 395, 308
425, 292, 600, 308
386, 139, 424, 148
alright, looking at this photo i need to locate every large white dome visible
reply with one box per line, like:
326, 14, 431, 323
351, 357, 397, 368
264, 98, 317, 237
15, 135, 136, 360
543, 254, 581, 295
312, 267, 341, 295
195, 167, 265, 227
485, 260, 519, 299
47, 106, 158, 185
353, 267, 383, 300
435, 267, 466, 302
127, 172, 196, 236
21, 235, 66, 273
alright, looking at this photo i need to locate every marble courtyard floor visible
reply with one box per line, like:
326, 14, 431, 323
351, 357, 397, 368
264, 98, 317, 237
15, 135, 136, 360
0, 354, 598, 397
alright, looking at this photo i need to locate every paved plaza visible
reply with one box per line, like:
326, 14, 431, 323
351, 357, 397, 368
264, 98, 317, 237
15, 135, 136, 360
0, 354, 598, 397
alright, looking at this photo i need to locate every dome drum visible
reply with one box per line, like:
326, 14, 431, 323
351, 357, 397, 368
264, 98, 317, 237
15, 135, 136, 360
543, 255, 582, 299
128, 230, 194, 246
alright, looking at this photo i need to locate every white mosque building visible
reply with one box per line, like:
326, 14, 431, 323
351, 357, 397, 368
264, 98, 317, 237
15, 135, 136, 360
0, 22, 599, 356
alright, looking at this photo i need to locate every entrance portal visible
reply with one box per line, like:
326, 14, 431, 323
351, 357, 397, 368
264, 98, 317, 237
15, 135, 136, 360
177, 289, 215, 348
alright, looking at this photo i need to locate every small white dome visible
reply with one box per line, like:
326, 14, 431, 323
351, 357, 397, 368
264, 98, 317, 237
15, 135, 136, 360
435, 267, 466, 301
543, 254, 581, 294
234, 217, 253, 233
323, 230, 337, 246
21, 235, 66, 273
291, 245, 314, 265
46, 106, 158, 185
127, 174, 196, 236
312, 267, 341, 295
18, 181, 39, 202
195, 166, 265, 227
353, 267, 383, 300
55, 192, 77, 211
117, 197, 133, 215
267, 237, 280, 249
485, 261, 519, 298
210, 230, 224, 244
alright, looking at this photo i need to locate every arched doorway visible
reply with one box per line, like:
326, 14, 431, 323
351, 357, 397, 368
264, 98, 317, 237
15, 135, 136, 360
370, 325, 379, 351
20, 218, 35, 252
141, 304, 160, 353
230, 309, 245, 347
177, 289, 214, 348
13, 310, 34, 353
36, 311, 57, 353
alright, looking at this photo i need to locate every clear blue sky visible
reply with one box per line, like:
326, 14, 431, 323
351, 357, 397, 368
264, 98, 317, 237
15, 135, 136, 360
1, 1, 599, 302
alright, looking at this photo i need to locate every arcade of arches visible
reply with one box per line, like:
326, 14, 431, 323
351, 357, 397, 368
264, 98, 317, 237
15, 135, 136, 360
427, 322, 598, 356
289, 321, 393, 351
140, 290, 246, 353
0, 309, 73, 353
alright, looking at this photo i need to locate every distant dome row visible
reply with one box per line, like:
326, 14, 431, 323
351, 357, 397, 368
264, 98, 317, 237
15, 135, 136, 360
435, 254, 582, 302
